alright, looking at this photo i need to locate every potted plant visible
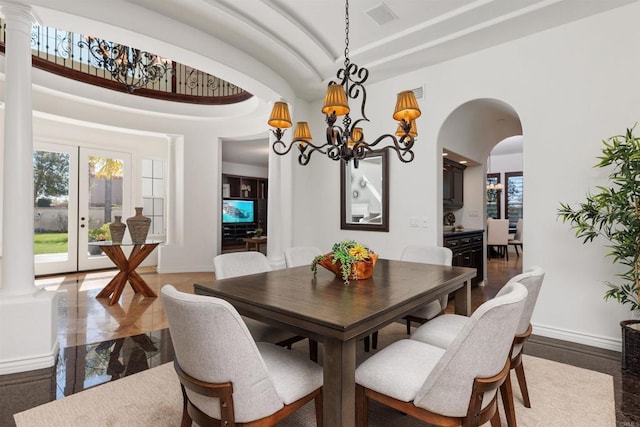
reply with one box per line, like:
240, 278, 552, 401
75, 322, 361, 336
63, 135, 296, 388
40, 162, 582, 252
88, 223, 111, 255
558, 126, 640, 374
311, 240, 378, 284
254, 227, 264, 238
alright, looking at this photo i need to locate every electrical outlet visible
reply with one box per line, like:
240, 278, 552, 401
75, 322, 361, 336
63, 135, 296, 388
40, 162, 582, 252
410, 217, 420, 227
422, 217, 429, 228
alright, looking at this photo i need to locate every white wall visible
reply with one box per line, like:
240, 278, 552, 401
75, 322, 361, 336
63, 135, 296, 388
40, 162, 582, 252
221, 161, 268, 179
290, 2, 640, 350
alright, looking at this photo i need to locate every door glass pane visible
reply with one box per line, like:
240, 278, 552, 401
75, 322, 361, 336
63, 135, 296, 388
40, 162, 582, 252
88, 156, 124, 255
505, 172, 523, 228
34, 150, 70, 262
486, 173, 501, 219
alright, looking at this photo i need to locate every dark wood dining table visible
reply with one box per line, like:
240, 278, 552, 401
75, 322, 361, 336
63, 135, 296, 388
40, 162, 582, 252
194, 258, 476, 427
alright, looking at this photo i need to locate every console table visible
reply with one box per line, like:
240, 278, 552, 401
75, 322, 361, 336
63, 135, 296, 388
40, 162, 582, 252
242, 236, 267, 252
90, 240, 162, 305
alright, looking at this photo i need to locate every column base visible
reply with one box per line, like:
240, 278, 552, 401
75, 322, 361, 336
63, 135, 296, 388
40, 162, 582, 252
0, 289, 58, 375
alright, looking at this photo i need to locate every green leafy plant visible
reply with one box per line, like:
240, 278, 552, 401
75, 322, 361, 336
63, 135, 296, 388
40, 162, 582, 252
311, 240, 373, 284
558, 126, 640, 312
88, 223, 111, 242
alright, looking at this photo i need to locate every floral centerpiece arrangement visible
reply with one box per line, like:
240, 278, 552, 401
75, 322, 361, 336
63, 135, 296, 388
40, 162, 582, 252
311, 240, 378, 284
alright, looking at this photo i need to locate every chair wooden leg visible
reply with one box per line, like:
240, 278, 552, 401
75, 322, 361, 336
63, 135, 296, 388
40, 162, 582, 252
355, 384, 368, 427
309, 339, 319, 363
180, 385, 192, 427
314, 390, 323, 427
372, 331, 378, 349
500, 371, 517, 427
514, 245, 519, 257
490, 410, 501, 427
515, 361, 531, 408
406, 318, 412, 335
364, 335, 371, 352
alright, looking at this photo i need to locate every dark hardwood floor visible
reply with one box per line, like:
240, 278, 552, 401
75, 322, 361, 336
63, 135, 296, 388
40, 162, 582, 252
1, 254, 638, 426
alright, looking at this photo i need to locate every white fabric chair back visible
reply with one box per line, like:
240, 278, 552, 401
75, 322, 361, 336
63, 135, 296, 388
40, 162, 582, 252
487, 219, 509, 245
414, 282, 528, 416
161, 285, 283, 421
499, 266, 544, 335
400, 245, 453, 266
499, 266, 545, 355
401, 245, 453, 311
213, 251, 271, 279
514, 218, 523, 242
284, 246, 322, 268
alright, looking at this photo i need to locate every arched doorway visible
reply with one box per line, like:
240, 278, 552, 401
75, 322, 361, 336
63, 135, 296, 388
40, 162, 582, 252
438, 98, 523, 292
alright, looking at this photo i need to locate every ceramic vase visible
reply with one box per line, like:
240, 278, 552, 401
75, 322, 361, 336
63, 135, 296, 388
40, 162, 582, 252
109, 216, 127, 244
127, 207, 151, 244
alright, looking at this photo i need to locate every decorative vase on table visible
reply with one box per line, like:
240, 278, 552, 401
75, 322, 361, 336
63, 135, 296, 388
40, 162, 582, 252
127, 207, 151, 244
109, 216, 127, 244
318, 253, 379, 282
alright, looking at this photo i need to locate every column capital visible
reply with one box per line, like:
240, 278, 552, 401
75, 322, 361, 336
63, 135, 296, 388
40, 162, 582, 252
0, 2, 37, 31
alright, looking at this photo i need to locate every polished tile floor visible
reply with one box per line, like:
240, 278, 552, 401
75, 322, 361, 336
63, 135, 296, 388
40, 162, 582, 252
1, 254, 639, 426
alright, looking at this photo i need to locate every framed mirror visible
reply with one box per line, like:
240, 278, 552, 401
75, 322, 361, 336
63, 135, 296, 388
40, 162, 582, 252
340, 151, 389, 232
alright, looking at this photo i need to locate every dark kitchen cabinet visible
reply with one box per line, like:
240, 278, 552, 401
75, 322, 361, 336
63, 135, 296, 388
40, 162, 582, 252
444, 229, 484, 286
443, 158, 466, 210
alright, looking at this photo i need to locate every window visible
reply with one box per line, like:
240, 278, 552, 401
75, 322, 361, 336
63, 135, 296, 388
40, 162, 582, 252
142, 159, 165, 236
504, 171, 523, 228
486, 173, 501, 219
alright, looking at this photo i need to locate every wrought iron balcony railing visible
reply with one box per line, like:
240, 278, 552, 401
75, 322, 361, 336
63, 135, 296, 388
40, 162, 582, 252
0, 19, 252, 105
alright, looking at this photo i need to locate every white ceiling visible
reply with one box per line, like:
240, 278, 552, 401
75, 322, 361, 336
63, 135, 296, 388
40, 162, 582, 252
26, 0, 639, 166
127, 0, 637, 101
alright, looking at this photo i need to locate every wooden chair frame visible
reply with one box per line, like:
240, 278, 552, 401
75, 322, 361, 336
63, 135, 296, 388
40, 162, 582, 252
174, 360, 323, 427
404, 308, 446, 335
356, 359, 510, 427
500, 323, 533, 427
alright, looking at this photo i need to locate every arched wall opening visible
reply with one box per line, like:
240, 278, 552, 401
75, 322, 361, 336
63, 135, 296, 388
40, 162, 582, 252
437, 98, 523, 284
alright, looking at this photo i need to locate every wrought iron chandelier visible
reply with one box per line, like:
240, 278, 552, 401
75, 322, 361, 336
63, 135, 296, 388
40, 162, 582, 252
78, 36, 173, 93
267, 0, 421, 167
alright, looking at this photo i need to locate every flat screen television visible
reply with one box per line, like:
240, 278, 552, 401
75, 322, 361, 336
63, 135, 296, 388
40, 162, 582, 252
222, 199, 255, 224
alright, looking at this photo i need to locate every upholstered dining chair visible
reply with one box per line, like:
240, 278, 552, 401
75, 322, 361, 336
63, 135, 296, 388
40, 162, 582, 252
284, 246, 322, 268
508, 218, 524, 257
161, 285, 323, 427
410, 266, 545, 427
355, 282, 528, 427
213, 252, 303, 347
401, 245, 453, 334
487, 218, 510, 261
363, 245, 453, 352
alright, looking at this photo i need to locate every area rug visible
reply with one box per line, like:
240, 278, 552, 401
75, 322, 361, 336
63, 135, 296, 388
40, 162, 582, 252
14, 325, 615, 426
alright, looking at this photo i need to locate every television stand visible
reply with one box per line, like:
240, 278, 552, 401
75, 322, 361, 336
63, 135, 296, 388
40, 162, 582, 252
222, 223, 256, 249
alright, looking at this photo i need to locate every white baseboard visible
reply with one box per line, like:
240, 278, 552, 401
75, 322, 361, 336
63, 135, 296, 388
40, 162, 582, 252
0, 344, 59, 375
533, 323, 622, 352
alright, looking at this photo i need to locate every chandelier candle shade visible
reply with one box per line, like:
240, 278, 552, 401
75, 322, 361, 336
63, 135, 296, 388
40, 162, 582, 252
268, 0, 421, 167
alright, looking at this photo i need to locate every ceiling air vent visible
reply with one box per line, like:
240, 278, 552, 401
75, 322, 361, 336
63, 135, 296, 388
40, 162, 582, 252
365, 3, 398, 26
410, 86, 424, 100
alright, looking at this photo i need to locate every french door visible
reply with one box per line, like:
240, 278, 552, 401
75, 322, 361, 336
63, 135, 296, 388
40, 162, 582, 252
34, 143, 131, 275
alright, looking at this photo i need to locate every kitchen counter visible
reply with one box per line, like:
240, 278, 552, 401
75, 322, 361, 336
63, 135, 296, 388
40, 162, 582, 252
443, 228, 484, 238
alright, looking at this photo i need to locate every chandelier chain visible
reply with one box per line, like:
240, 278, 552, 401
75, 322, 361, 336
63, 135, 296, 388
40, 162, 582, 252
344, 0, 350, 68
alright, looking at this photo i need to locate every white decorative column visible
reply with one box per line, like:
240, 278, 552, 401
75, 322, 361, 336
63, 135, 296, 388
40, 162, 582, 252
0, 3, 58, 374
266, 132, 292, 269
